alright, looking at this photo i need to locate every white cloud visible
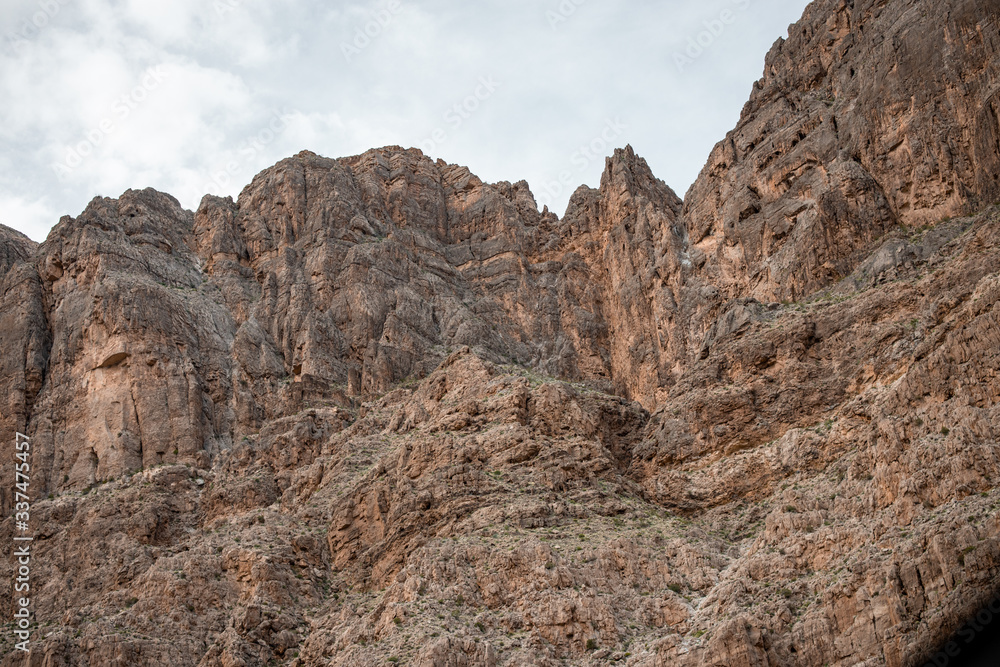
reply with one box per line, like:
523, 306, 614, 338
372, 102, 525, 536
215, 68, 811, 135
0, 194, 58, 243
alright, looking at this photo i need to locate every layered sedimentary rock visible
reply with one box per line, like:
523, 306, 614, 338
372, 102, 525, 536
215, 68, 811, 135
2, 0, 1000, 665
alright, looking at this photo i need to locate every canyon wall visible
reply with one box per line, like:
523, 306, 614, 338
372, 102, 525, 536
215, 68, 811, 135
2, 0, 1000, 664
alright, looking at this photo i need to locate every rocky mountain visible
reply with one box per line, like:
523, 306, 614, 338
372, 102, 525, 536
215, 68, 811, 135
2, 0, 1000, 665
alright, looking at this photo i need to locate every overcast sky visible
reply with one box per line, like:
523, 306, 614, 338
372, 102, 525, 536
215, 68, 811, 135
0, 0, 811, 242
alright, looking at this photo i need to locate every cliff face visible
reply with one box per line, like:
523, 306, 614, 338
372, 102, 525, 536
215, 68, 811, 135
2, 0, 1000, 665
0, 225, 47, 518
7, 146, 682, 501
684, 0, 1000, 303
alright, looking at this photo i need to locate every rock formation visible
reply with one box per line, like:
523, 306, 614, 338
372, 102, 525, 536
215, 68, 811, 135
2, 0, 999, 665
684, 0, 1000, 303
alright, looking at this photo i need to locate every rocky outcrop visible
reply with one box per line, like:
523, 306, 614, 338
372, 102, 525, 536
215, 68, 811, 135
683, 0, 1000, 303
2, 0, 1000, 665
193, 145, 684, 405
8, 145, 687, 503
0, 225, 47, 517
4, 213, 1000, 663
27, 191, 238, 493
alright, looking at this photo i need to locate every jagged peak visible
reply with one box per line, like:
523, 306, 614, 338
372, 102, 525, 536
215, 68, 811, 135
0, 222, 37, 274
35, 187, 194, 253
599, 145, 682, 216
77, 188, 189, 224
0, 222, 36, 245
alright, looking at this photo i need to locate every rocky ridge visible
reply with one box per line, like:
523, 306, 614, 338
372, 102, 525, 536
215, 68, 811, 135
2, 0, 1000, 665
